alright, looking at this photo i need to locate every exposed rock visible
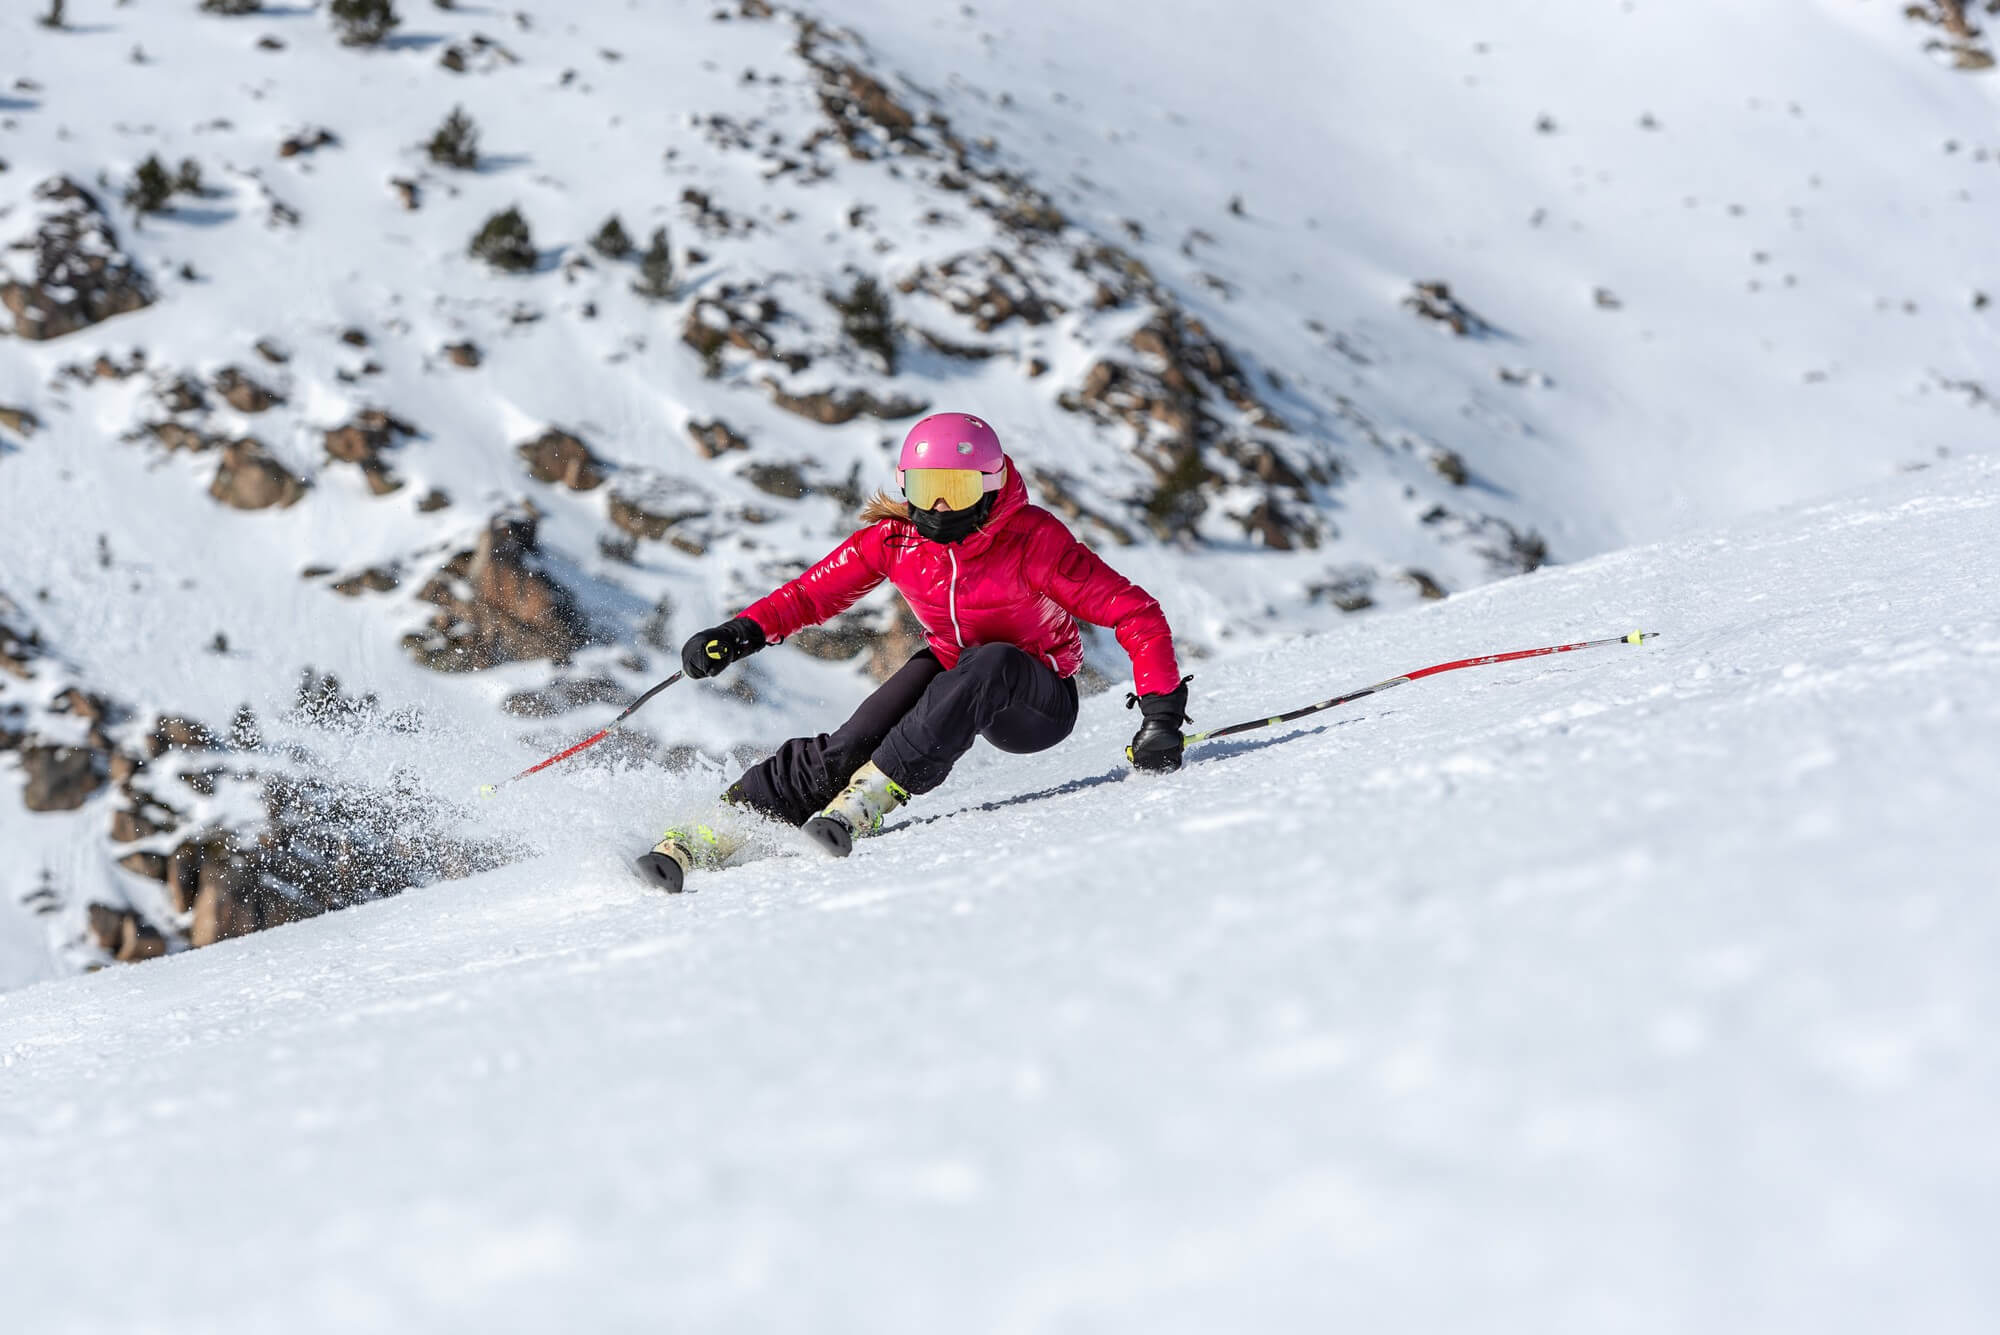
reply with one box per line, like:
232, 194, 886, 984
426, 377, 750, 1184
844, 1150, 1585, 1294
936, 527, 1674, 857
687, 418, 750, 459
443, 340, 482, 368
404, 511, 590, 672
278, 127, 338, 158
1403, 281, 1491, 337
501, 677, 631, 718
0, 178, 155, 340
145, 421, 222, 454
765, 383, 928, 425
209, 438, 308, 510
323, 408, 416, 494
417, 489, 452, 513
19, 743, 106, 811
0, 405, 39, 437
213, 366, 285, 414
899, 249, 1057, 332
608, 484, 710, 546
517, 428, 607, 491
151, 717, 216, 754
1029, 469, 1135, 547
117, 850, 170, 882
87, 905, 168, 963
682, 284, 810, 374
1307, 568, 1377, 613
788, 601, 930, 683
331, 567, 400, 597
741, 462, 808, 500
1402, 570, 1449, 602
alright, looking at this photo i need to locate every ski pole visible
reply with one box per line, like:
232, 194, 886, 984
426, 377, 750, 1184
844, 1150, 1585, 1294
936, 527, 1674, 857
1188, 630, 1656, 747
477, 671, 684, 796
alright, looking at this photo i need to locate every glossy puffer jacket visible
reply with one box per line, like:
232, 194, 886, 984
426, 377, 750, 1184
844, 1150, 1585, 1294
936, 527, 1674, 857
740, 460, 1182, 695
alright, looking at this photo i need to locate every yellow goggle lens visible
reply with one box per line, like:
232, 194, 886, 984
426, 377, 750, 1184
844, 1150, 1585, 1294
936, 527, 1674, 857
903, 467, 994, 512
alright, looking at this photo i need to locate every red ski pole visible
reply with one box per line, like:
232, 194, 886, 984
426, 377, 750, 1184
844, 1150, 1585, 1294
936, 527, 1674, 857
1187, 631, 1656, 747
477, 672, 684, 796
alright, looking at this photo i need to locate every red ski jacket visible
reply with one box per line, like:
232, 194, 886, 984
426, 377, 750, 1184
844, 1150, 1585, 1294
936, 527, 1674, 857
741, 461, 1182, 695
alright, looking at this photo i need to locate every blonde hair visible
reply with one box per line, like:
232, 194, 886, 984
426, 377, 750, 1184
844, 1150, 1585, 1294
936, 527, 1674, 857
858, 490, 911, 525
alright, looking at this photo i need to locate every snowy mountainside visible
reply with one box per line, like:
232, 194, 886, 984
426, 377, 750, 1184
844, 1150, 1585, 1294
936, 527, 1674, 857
1, 0, 1997, 987
2, 456, 1996, 1334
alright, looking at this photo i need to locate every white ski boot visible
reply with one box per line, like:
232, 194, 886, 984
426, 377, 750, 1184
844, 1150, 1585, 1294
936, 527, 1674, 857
635, 820, 746, 893
802, 762, 909, 858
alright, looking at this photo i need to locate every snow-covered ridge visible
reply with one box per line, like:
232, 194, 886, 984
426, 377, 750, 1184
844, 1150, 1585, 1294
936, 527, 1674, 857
2, 0, 1996, 986
3, 454, 1995, 1333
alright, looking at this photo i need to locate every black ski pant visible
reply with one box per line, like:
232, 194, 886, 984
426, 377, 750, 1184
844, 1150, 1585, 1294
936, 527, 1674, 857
727, 643, 1080, 826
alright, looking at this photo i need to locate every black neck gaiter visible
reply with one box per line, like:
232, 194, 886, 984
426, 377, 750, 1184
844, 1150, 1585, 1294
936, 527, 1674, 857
911, 493, 995, 545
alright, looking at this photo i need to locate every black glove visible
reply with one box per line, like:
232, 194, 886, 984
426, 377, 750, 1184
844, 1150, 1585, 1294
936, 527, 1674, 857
1126, 677, 1192, 773
681, 617, 765, 680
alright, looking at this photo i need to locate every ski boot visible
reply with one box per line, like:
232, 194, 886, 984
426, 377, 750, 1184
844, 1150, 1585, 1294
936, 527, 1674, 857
635, 822, 744, 893
802, 762, 909, 858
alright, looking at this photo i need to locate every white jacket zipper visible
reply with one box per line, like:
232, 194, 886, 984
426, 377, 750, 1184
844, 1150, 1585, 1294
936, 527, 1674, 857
946, 549, 965, 647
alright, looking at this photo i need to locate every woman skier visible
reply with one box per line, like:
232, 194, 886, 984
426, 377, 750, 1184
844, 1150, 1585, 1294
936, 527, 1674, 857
637, 412, 1190, 892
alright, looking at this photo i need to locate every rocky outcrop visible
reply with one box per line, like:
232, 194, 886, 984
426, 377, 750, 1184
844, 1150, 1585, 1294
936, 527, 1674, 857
324, 408, 417, 495
765, 383, 927, 425
403, 512, 590, 671
1, 178, 155, 340
686, 419, 749, 459
18, 743, 106, 811
788, 601, 930, 682
213, 366, 285, 414
1403, 281, 1491, 338
517, 428, 606, 492
0, 405, 40, 438
87, 904, 169, 962
209, 438, 308, 510
898, 249, 1059, 332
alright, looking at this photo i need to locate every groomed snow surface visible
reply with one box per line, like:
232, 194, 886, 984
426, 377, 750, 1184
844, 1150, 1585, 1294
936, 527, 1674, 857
3, 457, 1996, 1334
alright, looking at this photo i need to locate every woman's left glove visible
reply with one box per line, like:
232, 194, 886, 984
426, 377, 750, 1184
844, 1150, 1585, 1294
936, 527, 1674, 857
1126, 677, 1192, 773
681, 617, 766, 679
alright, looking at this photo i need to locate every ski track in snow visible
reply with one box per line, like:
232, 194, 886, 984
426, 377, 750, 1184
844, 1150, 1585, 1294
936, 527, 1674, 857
2, 458, 1996, 1333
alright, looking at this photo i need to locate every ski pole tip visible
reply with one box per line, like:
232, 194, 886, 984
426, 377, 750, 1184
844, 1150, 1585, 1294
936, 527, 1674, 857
476, 784, 497, 799
1625, 630, 1656, 645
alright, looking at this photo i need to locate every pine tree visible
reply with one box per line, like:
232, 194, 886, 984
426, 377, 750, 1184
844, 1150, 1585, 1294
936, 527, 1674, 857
829, 275, 896, 374
330, 0, 400, 47
426, 106, 479, 169
424, 106, 478, 169
126, 156, 174, 214
632, 228, 674, 301
469, 207, 537, 272
175, 158, 205, 196
591, 215, 633, 260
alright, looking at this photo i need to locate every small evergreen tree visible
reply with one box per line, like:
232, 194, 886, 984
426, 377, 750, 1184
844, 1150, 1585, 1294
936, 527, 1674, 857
330, 0, 400, 47
39, 0, 64, 31
175, 158, 205, 196
200, 0, 264, 15
590, 214, 632, 260
829, 275, 896, 374
632, 228, 674, 301
426, 106, 479, 170
126, 156, 174, 214
469, 207, 536, 272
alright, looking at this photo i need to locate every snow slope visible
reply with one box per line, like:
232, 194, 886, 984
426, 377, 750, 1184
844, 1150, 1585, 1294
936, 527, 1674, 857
3, 456, 1995, 1334
3, 0, 1996, 986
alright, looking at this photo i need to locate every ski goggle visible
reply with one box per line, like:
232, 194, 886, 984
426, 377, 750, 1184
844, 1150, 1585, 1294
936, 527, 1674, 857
901, 465, 1005, 512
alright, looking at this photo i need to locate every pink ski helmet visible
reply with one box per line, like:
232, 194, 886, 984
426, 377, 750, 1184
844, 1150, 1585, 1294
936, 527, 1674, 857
897, 412, 1006, 509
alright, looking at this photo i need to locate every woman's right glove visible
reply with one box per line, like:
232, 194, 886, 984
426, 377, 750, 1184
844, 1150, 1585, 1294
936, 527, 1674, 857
681, 616, 766, 679
1126, 677, 1192, 773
